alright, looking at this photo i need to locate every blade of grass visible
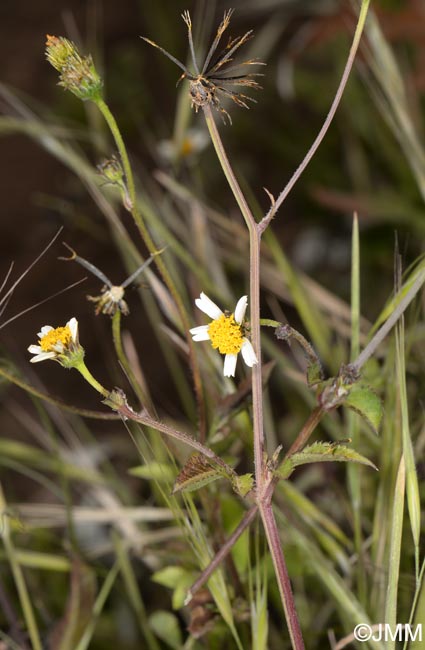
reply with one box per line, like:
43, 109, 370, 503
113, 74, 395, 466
113, 533, 161, 650
0, 483, 43, 650
395, 308, 420, 583
74, 561, 120, 650
384, 455, 405, 650
347, 214, 367, 604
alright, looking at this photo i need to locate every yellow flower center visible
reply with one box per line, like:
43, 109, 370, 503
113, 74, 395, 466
180, 137, 194, 157
208, 314, 243, 355
40, 326, 72, 352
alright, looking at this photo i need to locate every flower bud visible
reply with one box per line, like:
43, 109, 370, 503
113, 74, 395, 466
45, 35, 103, 102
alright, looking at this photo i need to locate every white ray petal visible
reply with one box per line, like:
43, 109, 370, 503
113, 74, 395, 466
28, 345, 43, 354
223, 353, 238, 377
241, 339, 258, 367
195, 292, 222, 320
38, 325, 53, 338
189, 325, 210, 341
67, 317, 78, 341
234, 295, 248, 324
30, 351, 57, 363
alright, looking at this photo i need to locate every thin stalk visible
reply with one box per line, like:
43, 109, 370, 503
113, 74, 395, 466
187, 504, 258, 600
261, 0, 371, 223
116, 400, 235, 477
0, 365, 119, 420
94, 97, 206, 440
75, 361, 109, 397
259, 502, 305, 650
203, 105, 304, 649
284, 406, 324, 459
351, 268, 425, 372
203, 104, 265, 488
111, 310, 153, 411
0, 484, 43, 650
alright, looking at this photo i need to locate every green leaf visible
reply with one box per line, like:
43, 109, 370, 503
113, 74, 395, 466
343, 384, 383, 433
307, 361, 324, 387
172, 454, 223, 494
152, 566, 194, 610
231, 473, 254, 497
275, 441, 377, 479
149, 611, 182, 649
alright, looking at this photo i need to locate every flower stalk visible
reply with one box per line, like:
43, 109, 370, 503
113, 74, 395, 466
93, 97, 207, 439
203, 104, 304, 649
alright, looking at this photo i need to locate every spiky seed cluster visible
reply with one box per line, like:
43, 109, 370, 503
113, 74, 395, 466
142, 9, 265, 124
45, 35, 103, 101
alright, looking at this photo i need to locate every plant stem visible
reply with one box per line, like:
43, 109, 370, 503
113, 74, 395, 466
284, 406, 324, 459
187, 504, 259, 600
259, 502, 305, 650
0, 484, 43, 650
261, 0, 371, 223
203, 104, 265, 488
203, 105, 304, 649
111, 310, 154, 411
95, 98, 206, 439
75, 361, 109, 397
116, 399, 235, 477
0, 365, 120, 420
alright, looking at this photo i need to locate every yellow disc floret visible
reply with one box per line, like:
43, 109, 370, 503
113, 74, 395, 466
208, 314, 243, 355
40, 326, 72, 352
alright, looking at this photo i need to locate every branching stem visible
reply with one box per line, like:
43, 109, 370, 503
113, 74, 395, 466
95, 98, 206, 439
203, 104, 304, 649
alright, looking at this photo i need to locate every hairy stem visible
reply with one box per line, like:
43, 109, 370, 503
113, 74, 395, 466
203, 104, 304, 649
187, 504, 258, 600
203, 104, 265, 487
260, 502, 305, 649
95, 98, 206, 439
115, 399, 235, 477
261, 0, 371, 224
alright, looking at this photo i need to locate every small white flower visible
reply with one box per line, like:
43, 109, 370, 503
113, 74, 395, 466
28, 317, 82, 366
157, 128, 209, 163
190, 292, 258, 377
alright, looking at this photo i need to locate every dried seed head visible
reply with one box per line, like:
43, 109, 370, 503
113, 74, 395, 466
142, 10, 265, 124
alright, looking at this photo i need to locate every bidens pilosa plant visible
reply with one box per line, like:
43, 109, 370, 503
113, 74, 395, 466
13, 2, 424, 648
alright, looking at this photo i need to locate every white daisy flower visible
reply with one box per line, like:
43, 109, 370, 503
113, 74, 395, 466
190, 293, 258, 377
28, 317, 83, 367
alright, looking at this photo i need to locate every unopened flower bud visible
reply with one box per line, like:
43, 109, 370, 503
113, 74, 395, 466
97, 156, 124, 185
45, 35, 103, 102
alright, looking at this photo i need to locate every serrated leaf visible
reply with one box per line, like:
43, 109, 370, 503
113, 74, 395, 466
307, 361, 324, 387
172, 454, 223, 494
343, 384, 383, 433
231, 473, 254, 497
275, 441, 377, 479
